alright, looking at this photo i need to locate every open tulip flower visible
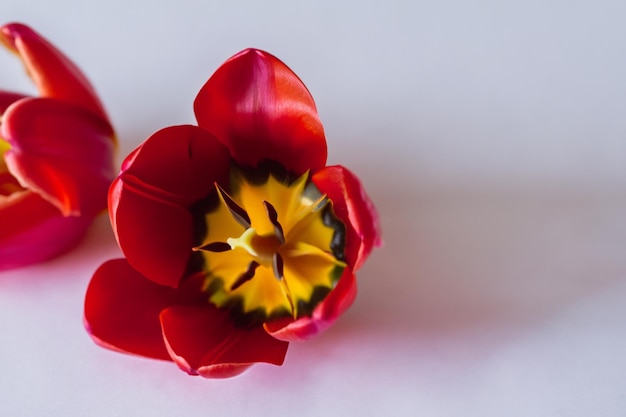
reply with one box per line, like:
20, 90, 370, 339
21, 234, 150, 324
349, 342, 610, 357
0, 23, 116, 269
84, 48, 381, 378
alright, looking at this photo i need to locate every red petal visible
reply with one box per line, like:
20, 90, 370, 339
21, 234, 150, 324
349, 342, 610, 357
84, 258, 206, 361
1, 98, 115, 216
0, 90, 27, 114
0, 23, 109, 121
312, 165, 382, 270
265, 268, 357, 341
194, 48, 326, 175
110, 125, 230, 287
0, 190, 90, 270
160, 304, 289, 378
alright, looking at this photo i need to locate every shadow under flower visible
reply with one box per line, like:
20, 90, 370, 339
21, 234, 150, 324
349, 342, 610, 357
278, 179, 626, 378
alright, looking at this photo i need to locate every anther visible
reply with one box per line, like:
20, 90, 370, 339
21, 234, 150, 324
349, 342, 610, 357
196, 241, 231, 252
263, 200, 285, 244
272, 253, 284, 281
230, 260, 260, 290
216, 183, 251, 229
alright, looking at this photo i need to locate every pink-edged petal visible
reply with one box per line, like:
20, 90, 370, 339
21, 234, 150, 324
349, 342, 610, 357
160, 304, 289, 378
264, 268, 357, 342
0, 190, 91, 270
312, 165, 382, 271
84, 258, 206, 361
194, 48, 327, 175
0, 22, 109, 121
110, 125, 231, 287
0, 90, 27, 114
1, 97, 115, 216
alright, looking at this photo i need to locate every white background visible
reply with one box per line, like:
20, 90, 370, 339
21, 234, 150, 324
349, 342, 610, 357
2, 1, 626, 416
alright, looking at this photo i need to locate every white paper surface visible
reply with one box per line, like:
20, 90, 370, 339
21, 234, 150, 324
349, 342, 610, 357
1, 1, 626, 416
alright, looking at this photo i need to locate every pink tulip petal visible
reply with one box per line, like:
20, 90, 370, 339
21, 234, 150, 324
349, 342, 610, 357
1, 97, 115, 216
0, 90, 27, 114
110, 125, 230, 287
0, 22, 109, 121
160, 304, 289, 378
0, 190, 90, 270
194, 48, 327, 175
264, 268, 357, 341
312, 165, 382, 270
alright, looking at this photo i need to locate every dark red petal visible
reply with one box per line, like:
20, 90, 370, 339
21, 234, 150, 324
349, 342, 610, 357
84, 258, 206, 361
110, 125, 230, 287
0, 22, 109, 121
265, 268, 357, 341
312, 165, 382, 270
0, 90, 27, 114
117, 125, 230, 206
109, 179, 192, 288
160, 304, 289, 378
194, 48, 326, 175
2, 97, 115, 216
0, 190, 90, 270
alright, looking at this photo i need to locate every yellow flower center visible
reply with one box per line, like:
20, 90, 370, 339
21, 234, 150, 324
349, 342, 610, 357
0, 137, 9, 154
0, 137, 24, 197
196, 167, 346, 321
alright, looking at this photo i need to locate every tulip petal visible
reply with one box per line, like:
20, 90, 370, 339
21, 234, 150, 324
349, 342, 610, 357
84, 258, 206, 361
1, 97, 115, 216
160, 304, 289, 378
0, 90, 27, 114
264, 267, 356, 341
0, 190, 90, 270
312, 165, 382, 270
194, 48, 327, 175
110, 125, 230, 287
0, 22, 109, 121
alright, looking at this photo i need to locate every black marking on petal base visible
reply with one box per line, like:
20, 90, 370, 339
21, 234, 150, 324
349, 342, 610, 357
185, 189, 220, 276
296, 285, 333, 318
235, 160, 293, 186
263, 200, 285, 244
197, 241, 232, 252
216, 184, 251, 229
205, 277, 292, 329
323, 204, 346, 262
230, 261, 260, 291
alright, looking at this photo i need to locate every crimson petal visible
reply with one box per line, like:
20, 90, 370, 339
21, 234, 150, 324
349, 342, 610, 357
0, 190, 90, 270
84, 259, 206, 361
194, 48, 327, 175
160, 304, 289, 378
312, 165, 382, 270
2, 97, 115, 216
110, 125, 230, 287
0, 90, 27, 114
0, 22, 109, 121
264, 268, 357, 341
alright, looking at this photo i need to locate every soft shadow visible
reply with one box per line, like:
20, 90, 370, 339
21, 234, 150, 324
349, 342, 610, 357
316, 178, 626, 355
0, 213, 120, 289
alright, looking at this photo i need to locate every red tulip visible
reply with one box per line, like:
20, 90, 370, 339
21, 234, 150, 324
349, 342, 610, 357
0, 23, 116, 269
84, 49, 381, 378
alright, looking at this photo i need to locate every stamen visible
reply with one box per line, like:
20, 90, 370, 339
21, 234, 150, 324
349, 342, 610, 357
200, 168, 347, 320
230, 260, 260, 291
263, 200, 285, 244
196, 241, 231, 252
216, 184, 251, 229
311, 195, 329, 212
272, 253, 284, 281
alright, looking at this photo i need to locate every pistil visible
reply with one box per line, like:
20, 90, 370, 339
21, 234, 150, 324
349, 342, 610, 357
197, 168, 346, 319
